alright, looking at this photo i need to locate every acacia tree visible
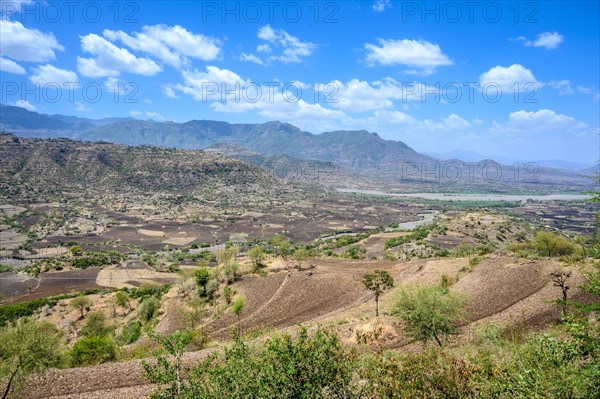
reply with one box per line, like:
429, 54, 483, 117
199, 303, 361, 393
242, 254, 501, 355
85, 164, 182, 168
247, 246, 265, 270
0, 318, 65, 399
114, 290, 132, 313
292, 247, 311, 270
269, 235, 291, 260
363, 270, 394, 317
391, 285, 467, 347
70, 296, 91, 319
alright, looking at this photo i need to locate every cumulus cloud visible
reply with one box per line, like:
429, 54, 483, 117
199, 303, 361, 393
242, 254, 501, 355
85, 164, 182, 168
0, 20, 64, 62
492, 109, 588, 132
324, 78, 436, 112
372, 0, 391, 12
0, 57, 25, 74
240, 25, 315, 65
30, 64, 78, 86
526, 32, 564, 49
374, 110, 471, 131
479, 64, 539, 92
364, 38, 452, 75
15, 99, 36, 111
77, 33, 162, 77
103, 25, 222, 68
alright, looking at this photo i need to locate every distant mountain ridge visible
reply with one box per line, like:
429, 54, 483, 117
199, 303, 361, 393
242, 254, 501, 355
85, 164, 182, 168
0, 104, 433, 171
0, 104, 592, 191
426, 149, 595, 172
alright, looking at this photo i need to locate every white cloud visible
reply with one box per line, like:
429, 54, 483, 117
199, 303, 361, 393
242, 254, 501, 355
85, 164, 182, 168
525, 32, 564, 49
30, 64, 78, 86
257, 44, 271, 53
0, 20, 64, 62
324, 78, 434, 112
364, 39, 452, 75
129, 110, 166, 121
75, 102, 91, 112
241, 25, 315, 65
374, 110, 471, 131
162, 85, 179, 99
479, 64, 539, 92
0, 57, 25, 74
240, 53, 265, 65
548, 80, 574, 95
492, 109, 588, 132
15, 99, 36, 111
103, 25, 221, 68
372, 0, 391, 12
78, 33, 162, 77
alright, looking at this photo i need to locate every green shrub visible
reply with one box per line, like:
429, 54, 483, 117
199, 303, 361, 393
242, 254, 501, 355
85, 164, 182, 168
79, 311, 112, 337
138, 297, 160, 322
117, 321, 143, 345
144, 327, 356, 399
69, 335, 117, 366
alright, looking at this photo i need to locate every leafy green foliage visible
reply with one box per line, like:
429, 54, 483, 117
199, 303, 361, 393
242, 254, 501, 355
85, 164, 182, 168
79, 311, 112, 337
363, 269, 394, 317
138, 297, 160, 323
114, 290, 132, 311
392, 285, 467, 346
69, 335, 117, 367
247, 246, 265, 268
0, 263, 14, 273
0, 318, 65, 398
384, 226, 430, 249
70, 296, 91, 318
144, 327, 355, 399
269, 235, 291, 259
534, 231, 576, 257
117, 321, 142, 345
71, 253, 112, 269
142, 318, 599, 399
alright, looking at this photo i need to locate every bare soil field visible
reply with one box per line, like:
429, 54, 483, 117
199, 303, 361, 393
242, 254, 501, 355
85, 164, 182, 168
0, 272, 38, 298
16, 256, 589, 399
96, 266, 179, 288
3, 268, 102, 304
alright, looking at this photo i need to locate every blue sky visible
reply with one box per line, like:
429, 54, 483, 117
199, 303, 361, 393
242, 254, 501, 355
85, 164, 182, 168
1, 0, 599, 163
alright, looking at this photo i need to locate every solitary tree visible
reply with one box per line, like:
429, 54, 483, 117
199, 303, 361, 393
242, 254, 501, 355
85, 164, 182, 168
114, 291, 132, 313
0, 318, 65, 399
535, 231, 559, 257
550, 269, 572, 317
269, 235, 291, 260
247, 246, 265, 270
231, 296, 245, 336
292, 247, 311, 270
363, 270, 394, 317
194, 266, 210, 297
391, 284, 467, 347
70, 296, 92, 319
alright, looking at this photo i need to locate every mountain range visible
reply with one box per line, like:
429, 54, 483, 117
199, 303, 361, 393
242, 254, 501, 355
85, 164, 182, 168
425, 150, 595, 172
0, 104, 593, 191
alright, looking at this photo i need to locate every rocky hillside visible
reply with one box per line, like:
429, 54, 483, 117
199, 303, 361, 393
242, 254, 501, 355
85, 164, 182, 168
0, 134, 277, 197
